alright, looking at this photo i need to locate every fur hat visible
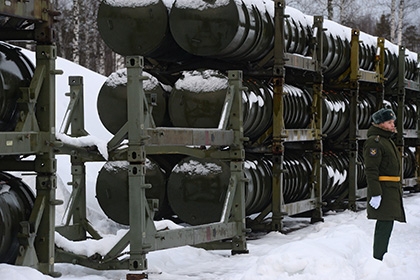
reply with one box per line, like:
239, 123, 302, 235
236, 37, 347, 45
371, 108, 396, 124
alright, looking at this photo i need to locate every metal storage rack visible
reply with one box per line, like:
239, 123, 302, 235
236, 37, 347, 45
1, 0, 420, 277
251, 2, 325, 231
54, 60, 249, 271
0, 0, 61, 276
249, 0, 420, 232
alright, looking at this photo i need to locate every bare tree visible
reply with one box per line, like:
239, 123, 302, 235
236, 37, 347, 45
327, 0, 333, 19
396, 0, 405, 45
287, 0, 369, 25
71, 0, 79, 64
390, 0, 397, 42
286, 0, 328, 17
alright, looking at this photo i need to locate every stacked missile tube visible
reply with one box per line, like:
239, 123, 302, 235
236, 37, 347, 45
1, 0, 420, 272
93, 148, 370, 226
0, 172, 35, 264
98, 0, 419, 83
1, 2, 418, 257
0, 42, 36, 263
93, 0, 419, 226
94, 68, 417, 225
97, 68, 418, 143
0, 42, 34, 131
95, 157, 173, 224
97, 68, 172, 134
6, 0, 419, 234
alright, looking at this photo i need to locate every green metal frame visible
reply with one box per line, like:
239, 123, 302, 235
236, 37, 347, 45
9, 45, 62, 277
0, 0, 57, 43
54, 57, 248, 270
0, 1, 61, 276
345, 29, 361, 211
249, 1, 325, 232
309, 16, 325, 224
324, 33, 389, 209
55, 76, 101, 241
395, 48, 420, 189
270, 0, 287, 232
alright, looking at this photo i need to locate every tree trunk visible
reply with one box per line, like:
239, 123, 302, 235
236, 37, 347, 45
327, 0, 333, 20
72, 0, 79, 64
390, 0, 397, 43
397, 0, 404, 45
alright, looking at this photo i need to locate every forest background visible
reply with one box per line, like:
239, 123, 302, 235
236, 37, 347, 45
24, 0, 420, 77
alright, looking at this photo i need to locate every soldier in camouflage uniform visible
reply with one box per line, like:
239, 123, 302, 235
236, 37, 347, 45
363, 107, 406, 261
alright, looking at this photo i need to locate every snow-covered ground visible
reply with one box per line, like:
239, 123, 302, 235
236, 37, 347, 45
1, 193, 420, 280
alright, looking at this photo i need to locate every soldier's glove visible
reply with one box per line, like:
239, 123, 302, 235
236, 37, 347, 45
369, 195, 382, 209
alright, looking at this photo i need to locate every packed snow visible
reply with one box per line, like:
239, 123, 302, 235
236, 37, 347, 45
175, 70, 228, 93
